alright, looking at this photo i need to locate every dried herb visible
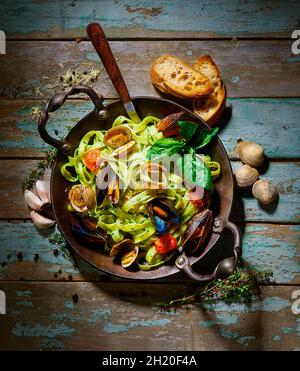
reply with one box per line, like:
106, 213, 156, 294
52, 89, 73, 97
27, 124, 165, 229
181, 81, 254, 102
21, 148, 58, 191
159, 268, 273, 308
49, 231, 77, 269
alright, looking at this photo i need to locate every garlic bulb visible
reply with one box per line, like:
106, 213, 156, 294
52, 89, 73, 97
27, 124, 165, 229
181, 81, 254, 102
35, 180, 51, 204
252, 179, 278, 205
235, 164, 259, 188
30, 211, 55, 229
237, 139, 265, 168
24, 190, 44, 211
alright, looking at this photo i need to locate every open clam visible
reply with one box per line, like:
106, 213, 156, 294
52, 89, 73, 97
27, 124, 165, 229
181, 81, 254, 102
110, 239, 139, 268
156, 111, 185, 132
104, 126, 132, 148
68, 184, 96, 213
111, 140, 136, 158
182, 209, 213, 253
107, 175, 120, 206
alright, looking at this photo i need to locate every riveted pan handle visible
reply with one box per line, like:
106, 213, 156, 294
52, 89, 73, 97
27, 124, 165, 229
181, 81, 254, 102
38, 85, 108, 155
175, 218, 242, 282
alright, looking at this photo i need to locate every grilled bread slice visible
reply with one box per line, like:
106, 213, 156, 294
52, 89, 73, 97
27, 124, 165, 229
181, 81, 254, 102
193, 55, 226, 126
150, 55, 212, 99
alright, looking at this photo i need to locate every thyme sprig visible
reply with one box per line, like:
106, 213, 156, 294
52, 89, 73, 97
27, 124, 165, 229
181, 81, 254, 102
21, 148, 58, 191
159, 268, 273, 308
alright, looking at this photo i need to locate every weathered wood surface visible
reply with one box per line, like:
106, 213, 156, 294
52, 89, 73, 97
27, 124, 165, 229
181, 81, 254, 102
0, 283, 299, 351
0, 222, 299, 285
1, 40, 300, 99
1, 0, 299, 39
1, 98, 300, 159
0, 159, 298, 222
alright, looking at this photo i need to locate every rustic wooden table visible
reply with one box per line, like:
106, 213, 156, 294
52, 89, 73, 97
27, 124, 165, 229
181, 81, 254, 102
0, 0, 299, 351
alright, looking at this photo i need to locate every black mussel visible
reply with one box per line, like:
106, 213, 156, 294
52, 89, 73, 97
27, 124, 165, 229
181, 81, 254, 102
182, 209, 213, 252
156, 111, 185, 132
70, 223, 106, 244
148, 199, 181, 233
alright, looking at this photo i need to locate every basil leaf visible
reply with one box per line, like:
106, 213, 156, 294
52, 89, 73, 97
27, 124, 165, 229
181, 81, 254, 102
193, 127, 219, 149
178, 151, 212, 190
147, 138, 185, 160
177, 121, 199, 143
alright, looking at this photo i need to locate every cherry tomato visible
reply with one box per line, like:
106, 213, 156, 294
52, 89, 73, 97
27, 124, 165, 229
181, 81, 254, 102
82, 148, 102, 173
155, 234, 178, 255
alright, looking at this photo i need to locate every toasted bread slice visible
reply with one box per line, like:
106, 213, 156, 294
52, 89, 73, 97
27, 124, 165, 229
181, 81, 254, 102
193, 55, 226, 126
150, 55, 212, 99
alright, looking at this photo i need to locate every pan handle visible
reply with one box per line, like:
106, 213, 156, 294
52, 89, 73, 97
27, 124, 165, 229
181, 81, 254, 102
38, 85, 108, 155
175, 218, 242, 282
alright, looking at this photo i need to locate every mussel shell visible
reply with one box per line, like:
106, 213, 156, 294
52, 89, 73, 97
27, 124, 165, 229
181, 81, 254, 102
153, 216, 167, 234
182, 209, 210, 246
156, 111, 185, 132
104, 126, 132, 148
121, 245, 139, 268
191, 210, 213, 253
107, 175, 120, 206
70, 223, 106, 244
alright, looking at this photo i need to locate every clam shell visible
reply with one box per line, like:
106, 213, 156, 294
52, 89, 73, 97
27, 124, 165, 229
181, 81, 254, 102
234, 164, 259, 188
68, 184, 96, 212
111, 140, 136, 158
110, 239, 133, 257
121, 245, 139, 268
104, 126, 132, 148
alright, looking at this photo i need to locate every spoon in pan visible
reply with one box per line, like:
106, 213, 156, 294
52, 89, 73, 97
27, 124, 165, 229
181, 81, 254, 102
87, 23, 141, 123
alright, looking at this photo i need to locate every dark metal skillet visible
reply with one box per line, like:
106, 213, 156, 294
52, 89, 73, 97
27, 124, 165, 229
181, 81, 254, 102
38, 23, 242, 281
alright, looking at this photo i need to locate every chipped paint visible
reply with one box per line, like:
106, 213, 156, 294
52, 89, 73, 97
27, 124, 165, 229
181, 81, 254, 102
12, 322, 75, 338
16, 300, 33, 307
203, 296, 290, 313
16, 290, 32, 297
87, 309, 112, 324
104, 318, 171, 334
38, 338, 64, 350
219, 328, 255, 346
64, 300, 75, 310
281, 327, 294, 334
200, 320, 217, 328
216, 313, 238, 325
231, 76, 240, 84
273, 335, 281, 341
1, 1, 299, 37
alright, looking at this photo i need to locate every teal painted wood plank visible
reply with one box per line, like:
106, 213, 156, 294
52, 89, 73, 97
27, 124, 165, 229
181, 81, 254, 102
0, 160, 298, 222
0, 283, 299, 350
1, 40, 299, 99
0, 222, 299, 284
231, 162, 300, 223
1, 0, 299, 39
1, 99, 299, 158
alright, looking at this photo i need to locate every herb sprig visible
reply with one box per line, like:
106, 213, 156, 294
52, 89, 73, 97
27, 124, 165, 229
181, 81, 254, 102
21, 148, 58, 191
159, 268, 273, 308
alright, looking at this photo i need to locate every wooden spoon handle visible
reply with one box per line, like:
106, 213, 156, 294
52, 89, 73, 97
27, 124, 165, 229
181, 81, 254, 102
87, 23, 131, 104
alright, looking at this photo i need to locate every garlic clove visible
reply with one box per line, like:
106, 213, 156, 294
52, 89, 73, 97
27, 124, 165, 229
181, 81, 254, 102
237, 139, 265, 168
234, 164, 259, 188
35, 180, 51, 204
24, 190, 44, 211
252, 179, 278, 205
30, 210, 55, 229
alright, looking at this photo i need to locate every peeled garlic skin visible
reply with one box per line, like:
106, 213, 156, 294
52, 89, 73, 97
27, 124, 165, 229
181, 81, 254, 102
252, 179, 278, 205
30, 211, 55, 229
35, 180, 51, 204
237, 139, 265, 168
24, 190, 44, 211
234, 164, 259, 188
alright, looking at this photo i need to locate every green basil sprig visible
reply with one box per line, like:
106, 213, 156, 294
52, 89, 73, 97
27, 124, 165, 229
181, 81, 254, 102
146, 121, 218, 190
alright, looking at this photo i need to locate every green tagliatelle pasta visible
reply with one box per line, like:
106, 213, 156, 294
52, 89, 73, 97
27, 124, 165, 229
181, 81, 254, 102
61, 115, 220, 270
